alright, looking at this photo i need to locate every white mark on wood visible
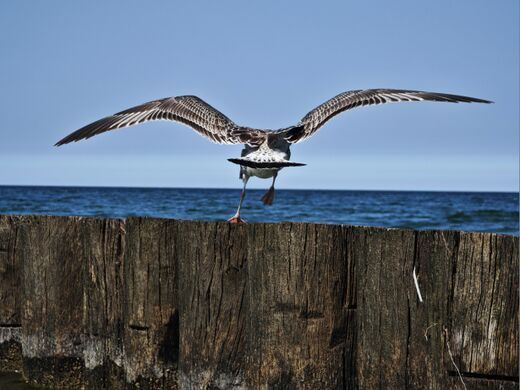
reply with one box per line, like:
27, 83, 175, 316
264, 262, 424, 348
413, 266, 423, 303
486, 319, 497, 364
423, 323, 438, 341
0, 327, 21, 343
444, 327, 467, 390
178, 370, 246, 390
83, 339, 103, 370
441, 232, 452, 255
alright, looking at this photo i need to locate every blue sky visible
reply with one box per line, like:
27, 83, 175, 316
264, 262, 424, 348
0, 1, 518, 191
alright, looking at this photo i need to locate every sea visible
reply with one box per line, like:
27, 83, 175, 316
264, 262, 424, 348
0, 185, 518, 235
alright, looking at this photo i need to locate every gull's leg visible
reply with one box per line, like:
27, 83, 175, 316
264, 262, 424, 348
228, 175, 249, 223
261, 172, 277, 206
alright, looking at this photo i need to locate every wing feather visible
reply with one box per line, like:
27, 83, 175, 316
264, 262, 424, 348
282, 89, 492, 143
55, 95, 264, 146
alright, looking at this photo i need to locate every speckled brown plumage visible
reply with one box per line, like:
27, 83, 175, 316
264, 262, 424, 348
56, 89, 491, 148
55, 95, 266, 147
278, 89, 492, 143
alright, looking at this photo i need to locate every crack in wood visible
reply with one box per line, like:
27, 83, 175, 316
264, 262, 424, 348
299, 310, 324, 319
128, 324, 149, 331
447, 370, 519, 382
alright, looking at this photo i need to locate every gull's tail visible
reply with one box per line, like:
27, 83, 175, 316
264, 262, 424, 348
228, 158, 306, 169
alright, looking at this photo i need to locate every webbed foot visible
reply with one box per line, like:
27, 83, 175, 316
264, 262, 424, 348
228, 214, 246, 223
261, 186, 275, 205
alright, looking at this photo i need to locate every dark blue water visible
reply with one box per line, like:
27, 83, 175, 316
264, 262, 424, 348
0, 186, 517, 234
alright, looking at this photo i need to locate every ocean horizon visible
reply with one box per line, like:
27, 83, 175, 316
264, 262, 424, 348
0, 185, 517, 235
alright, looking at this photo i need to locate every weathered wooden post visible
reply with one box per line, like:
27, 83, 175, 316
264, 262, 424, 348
15, 216, 124, 388
0, 216, 22, 372
175, 220, 249, 388
123, 217, 178, 388
245, 223, 356, 388
0, 215, 517, 389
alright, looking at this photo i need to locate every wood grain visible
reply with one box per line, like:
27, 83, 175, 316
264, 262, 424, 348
450, 232, 519, 377
0, 216, 23, 371
0, 216, 516, 389
246, 222, 355, 389
123, 217, 178, 389
176, 220, 248, 388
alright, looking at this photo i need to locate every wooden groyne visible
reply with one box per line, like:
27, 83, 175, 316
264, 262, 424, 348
0, 215, 518, 389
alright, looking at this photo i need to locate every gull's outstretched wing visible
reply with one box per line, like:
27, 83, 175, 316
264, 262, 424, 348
55, 95, 265, 146
280, 89, 492, 143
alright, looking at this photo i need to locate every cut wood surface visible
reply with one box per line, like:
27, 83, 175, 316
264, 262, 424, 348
0, 215, 517, 389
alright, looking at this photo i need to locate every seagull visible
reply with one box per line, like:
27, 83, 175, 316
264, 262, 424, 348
55, 89, 491, 222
